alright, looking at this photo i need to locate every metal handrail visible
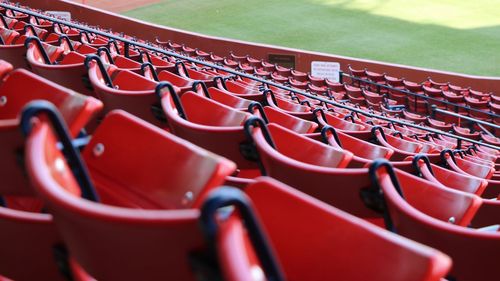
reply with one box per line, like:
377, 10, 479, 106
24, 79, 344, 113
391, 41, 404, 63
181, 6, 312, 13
431, 106, 500, 130
2, 2, 499, 150
342, 73, 500, 120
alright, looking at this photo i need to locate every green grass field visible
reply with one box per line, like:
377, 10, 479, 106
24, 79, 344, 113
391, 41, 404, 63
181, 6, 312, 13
124, 0, 500, 77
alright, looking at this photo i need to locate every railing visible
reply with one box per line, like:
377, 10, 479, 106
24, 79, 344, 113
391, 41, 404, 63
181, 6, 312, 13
2, 2, 499, 150
342, 73, 500, 121
431, 106, 500, 132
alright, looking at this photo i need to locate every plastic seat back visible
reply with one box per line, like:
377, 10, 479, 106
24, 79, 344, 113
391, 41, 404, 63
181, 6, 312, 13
86, 57, 164, 126
0, 27, 31, 68
261, 106, 318, 134
25, 38, 93, 96
24, 106, 277, 281
246, 177, 451, 281
450, 154, 495, 179
81, 110, 236, 209
0, 67, 102, 195
267, 123, 352, 168
372, 127, 422, 161
206, 86, 252, 109
181, 91, 250, 127
371, 161, 500, 281
0, 207, 64, 281
395, 168, 482, 226
414, 157, 488, 196
322, 126, 394, 167
246, 118, 382, 220
160, 84, 258, 170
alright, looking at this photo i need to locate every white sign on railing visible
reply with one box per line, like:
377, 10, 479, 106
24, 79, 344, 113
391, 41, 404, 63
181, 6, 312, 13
46, 11, 71, 21
311, 61, 340, 82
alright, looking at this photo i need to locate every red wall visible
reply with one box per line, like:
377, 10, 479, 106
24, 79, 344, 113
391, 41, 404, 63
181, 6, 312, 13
15, 0, 500, 93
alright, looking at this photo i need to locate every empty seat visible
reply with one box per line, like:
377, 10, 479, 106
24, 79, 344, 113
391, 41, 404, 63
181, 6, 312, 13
246, 177, 451, 281
314, 109, 372, 140
243, 117, 391, 223
159, 83, 260, 176
427, 118, 453, 132
441, 150, 495, 179
413, 155, 488, 196
22, 107, 278, 281
347, 65, 367, 87
320, 125, 394, 167
264, 90, 313, 120
193, 82, 253, 110
403, 110, 426, 123
0, 25, 45, 68
370, 160, 500, 281
249, 103, 318, 134
453, 125, 480, 141
25, 36, 95, 96
216, 78, 263, 102
85, 55, 167, 126
371, 126, 425, 161
0, 63, 102, 195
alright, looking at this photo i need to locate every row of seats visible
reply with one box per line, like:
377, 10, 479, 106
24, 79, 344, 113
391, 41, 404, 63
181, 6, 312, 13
1, 3, 500, 281
158, 37, 500, 140
3, 5, 498, 143
347, 65, 500, 122
0, 59, 454, 281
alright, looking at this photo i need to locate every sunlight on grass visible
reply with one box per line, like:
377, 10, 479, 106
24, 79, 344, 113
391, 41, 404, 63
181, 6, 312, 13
315, 0, 500, 29
124, 0, 500, 76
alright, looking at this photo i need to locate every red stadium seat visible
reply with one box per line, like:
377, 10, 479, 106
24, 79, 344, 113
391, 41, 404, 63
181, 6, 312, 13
140, 51, 175, 73
481, 133, 500, 146
314, 108, 372, 140
447, 83, 468, 95
412, 155, 488, 196
0, 57, 101, 280
0, 63, 102, 196
320, 125, 394, 167
452, 125, 480, 140
22, 105, 281, 281
384, 75, 407, 104
464, 96, 489, 119
275, 65, 291, 77
25, 36, 96, 96
403, 80, 428, 113
79, 110, 236, 208
308, 74, 325, 87
215, 77, 263, 102
371, 126, 425, 161
270, 72, 288, 83
193, 81, 253, 110
348, 65, 367, 87
290, 69, 307, 82
0, 25, 51, 68
246, 177, 451, 281
0, 206, 65, 281
264, 90, 313, 120
249, 103, 318, 134
175, 61, 215, 87
243, 117, 391, 222
85, 55, 167, 126
441, 150, 495, 179
344, 83, 363, 98
424, 78, 448, 90
422, 85, 446, 109
427, 118, 453, 131
469, 89, 491, 100
159, 82, 260, 178
370, 160, 500, 281
403, 110, 426, 123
